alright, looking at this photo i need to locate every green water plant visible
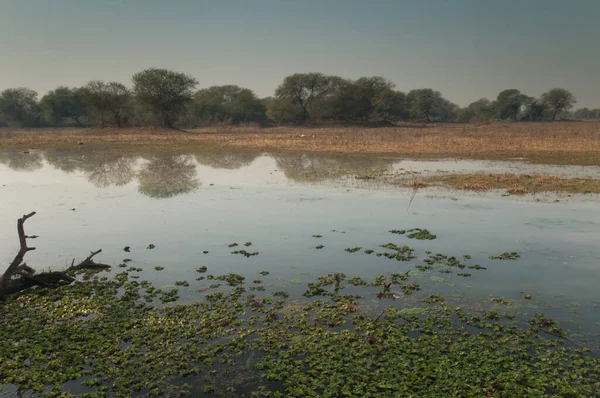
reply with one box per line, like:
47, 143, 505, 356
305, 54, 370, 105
490, 252, 520, 260
344, 247, 362, 253
231, 250, 259, 257
389, 228, 437, 240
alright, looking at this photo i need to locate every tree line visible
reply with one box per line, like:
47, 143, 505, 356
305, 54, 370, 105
0, 69, 597, 129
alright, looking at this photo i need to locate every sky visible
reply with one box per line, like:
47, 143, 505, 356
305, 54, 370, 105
1, 0, 599, 108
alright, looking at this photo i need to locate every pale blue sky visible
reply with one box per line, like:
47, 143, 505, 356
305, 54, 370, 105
1, 0, 599, 107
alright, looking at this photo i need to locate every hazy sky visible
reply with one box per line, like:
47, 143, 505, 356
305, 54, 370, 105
1, 0, 599, 107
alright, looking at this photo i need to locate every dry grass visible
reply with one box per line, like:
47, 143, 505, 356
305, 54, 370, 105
425, 173, 600, 195
1, 121, 599, 165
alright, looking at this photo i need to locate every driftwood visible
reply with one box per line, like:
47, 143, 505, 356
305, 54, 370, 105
0, 212, 111, 299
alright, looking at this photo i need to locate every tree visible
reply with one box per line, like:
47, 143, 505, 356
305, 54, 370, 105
353, 77, 406, 122
264, 97, 304, 124
520, 97, 547, 121
132, 68, 198, 128
406, 89, 443, 122
495, 89, 527, 120
192, 85, 266, 124
573, 108, 600, 119
40, 86, 87, 126
105, 82, 132, 128
81, 81, 109, 128
0, 88, 42, 127
458, 98, 496, 122
541, 88, 576, 121
275, 73, 330, 121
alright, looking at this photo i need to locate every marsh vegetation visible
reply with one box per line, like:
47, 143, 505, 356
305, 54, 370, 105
1, 214, 599, 396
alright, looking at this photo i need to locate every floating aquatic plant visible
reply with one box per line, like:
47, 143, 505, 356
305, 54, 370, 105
231, 250, 259, 257
344, 247, 362, 253
389, 228, 437, 240
490, 252, 520, 260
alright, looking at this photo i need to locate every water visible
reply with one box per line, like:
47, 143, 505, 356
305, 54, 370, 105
1, 148, 599, 348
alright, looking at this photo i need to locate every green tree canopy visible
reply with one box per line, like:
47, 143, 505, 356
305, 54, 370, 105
40, 86, 87, 126
132, 68, 198, 128
519, 97, 547, 121
495, 89, 527, 120
192, 85, 266, 124
406, 89, 443, 122
354, 77, 406, 122
275, 73, 330, 121
81, 81, 132, 128
264, 97, 305, 124
573, 108, 600, 119
104, 82, 132, 128
81, 81, 109, 128
541, 88, 576, 121
0, 88, 42, 127
457, 98, 496, 122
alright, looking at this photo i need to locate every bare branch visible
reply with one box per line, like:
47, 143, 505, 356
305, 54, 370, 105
0, 212, 37, 298
1, 213, 110, 299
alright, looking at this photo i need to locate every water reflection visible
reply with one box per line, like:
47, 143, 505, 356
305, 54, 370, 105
274, 153, 395, 182
85, 153, 136, 188
0, 151, 43, 171
43, 148, 88, 172
194, 152, 260, 170
2, 149, 599, 202
137, 154, 200, 198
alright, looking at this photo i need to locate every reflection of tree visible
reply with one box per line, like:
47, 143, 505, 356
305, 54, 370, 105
137, 155, 200, 198
194, 152, 260, 170
43, 149, 88, 172
84, 153, 137, 188
0, 151, 43, 171
274, 153, 395, 182
42, 150, 137, 188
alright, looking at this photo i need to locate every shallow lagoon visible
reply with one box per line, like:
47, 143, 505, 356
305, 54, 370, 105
2, 149, 599, 347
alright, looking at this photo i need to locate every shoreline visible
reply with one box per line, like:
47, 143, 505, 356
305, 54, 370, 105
1, 121, 599, 165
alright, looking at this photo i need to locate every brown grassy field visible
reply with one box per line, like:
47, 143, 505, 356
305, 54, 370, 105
421, 173, 600, 195
1, 121, 599, 165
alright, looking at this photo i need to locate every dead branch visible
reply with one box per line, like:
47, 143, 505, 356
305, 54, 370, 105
69, 249, 111, 270
1, 212, 110, 299
0, 212, 36, 298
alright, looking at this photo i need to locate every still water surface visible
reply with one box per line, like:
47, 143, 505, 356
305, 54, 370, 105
1, 149, 599, 347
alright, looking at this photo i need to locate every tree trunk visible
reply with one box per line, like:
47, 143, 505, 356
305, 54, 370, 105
300, 104, 309, 122
72, 116, 84, 127
163, 112, 172, 128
